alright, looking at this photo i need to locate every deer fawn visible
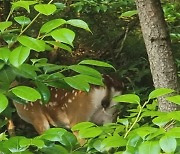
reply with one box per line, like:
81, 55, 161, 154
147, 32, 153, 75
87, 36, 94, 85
13, 75, 123, 134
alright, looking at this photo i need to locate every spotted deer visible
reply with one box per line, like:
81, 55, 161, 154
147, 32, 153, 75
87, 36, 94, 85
13, 75, 123, 134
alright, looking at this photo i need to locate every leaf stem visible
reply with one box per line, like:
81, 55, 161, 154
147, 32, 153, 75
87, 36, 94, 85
124, 101, 149, 138
19, 0, 54, 36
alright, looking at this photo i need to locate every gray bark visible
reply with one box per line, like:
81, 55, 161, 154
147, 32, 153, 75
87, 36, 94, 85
135, 0, 179, 111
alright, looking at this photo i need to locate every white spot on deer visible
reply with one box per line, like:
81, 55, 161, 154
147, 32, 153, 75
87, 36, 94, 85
74, 92, 77, 96
65, 93, 68, 97
64, 103, 68, 107
30, 102, 33, 106
68, 99, 72, 103
72, 97, 75, 100
60, 96, 64, 100
72, 90, 75, 93
50, 87, 53, 91
61, 106, 65, 110
55, 93, 58, 98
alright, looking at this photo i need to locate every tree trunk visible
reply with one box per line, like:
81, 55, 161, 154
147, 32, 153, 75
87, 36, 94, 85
135, 0, 179, 111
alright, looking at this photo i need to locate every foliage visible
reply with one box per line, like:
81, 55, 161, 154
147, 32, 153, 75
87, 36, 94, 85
0, 88, 179, 153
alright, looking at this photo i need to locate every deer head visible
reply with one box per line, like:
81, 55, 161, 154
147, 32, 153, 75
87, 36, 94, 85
13, 75, 123, 134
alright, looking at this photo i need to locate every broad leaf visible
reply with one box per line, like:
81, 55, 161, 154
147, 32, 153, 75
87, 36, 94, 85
120, 10, 138, 18
35, 82, 50, 104
67, 19, 91, 32
14, 16, 31, 25
18, 36, 45, 52
152, 116, 171, 127
166, 95, 180, 105
102, 135, 127, 149
148, 88, 174, 100
46, 41, 72, 52
113, 94, 140, 104
15, 64, 38, 79
166, 127, 180, 138
40, 19, 66, 34
34, 4, 56, 15
40, 128, 67, 142
72, 122, 96, 131
69, 65, 101, 78
0, 93, 8, 113
51, 28, 75, 47
40, 145, 68, 154
0, 21, 12, 31
79, 127, 102, 138
12, 1, 37, 12
0, 67, 16, 84
159, 135, 177, 153
11, 86, 41, 101
9, 46, 30, 67
139, 141, 160, 154
64, 76, 90, 91
0, 47, 11, 62
79, 60, 114, 69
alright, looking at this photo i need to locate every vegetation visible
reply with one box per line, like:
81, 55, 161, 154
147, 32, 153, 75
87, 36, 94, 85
0, 0, 179, 153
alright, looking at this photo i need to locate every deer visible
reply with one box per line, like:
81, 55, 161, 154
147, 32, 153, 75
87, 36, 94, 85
12, 74, 123, 136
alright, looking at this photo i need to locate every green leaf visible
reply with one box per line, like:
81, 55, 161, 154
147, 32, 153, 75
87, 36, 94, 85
79, 60, 115, 69
40, 128, 67, 142
166, 127, 180, 138
35, 82, 50, 104
148, 88, 174, 100
69, 65, 101, 78
139, 141, 160, 154
136, 127, 158, 139
18, 36, 45, 52
152, 116, 171, 127
0, 60, 5, 70
120, 10, 138, 18
102, 135, 127, 149
31, 138, 45, 148
113, 94, 140, 104
0, 47, 11, 62
166, 95, 180, 105
46, 41, 72, 52
159, 135, 177, 153
64, 76, 90, 91
3, 136, 27, 152
40, 19, 66, 34
76, 74, 103, 86
14, 16, 31, 25
0, 21, 12, 32
51, 28, 75, 47
12, 1, 37, 12
34, 4, 56, 15
72, 122, 96, 131
79, 127, 102, 138
0, 93, 8, 113
11, 86, 41, 101
67, 19, 91, 32
40, 145, 68, 154
9, 46, 30, 67
15, 64, 38, 79
0, 67, 16, 84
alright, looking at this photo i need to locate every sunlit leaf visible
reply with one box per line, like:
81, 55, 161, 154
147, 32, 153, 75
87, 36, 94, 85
67, 19, 91, 32
0, 93, 8, 113
51, 28, 75, 47
0, 21, 12, 32
9, 46, 30, 67
148, 88, 174, 100
14, 16, 31, 25
79, 60, 115, 69
34, 4, 56, 15
40, 19, 66, 34
11, 86, 41, 101
113, 94, 140, 104
18, 36, 45, 52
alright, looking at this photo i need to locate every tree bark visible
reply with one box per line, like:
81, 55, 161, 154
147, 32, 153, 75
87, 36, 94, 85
135, 0, 179, 111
